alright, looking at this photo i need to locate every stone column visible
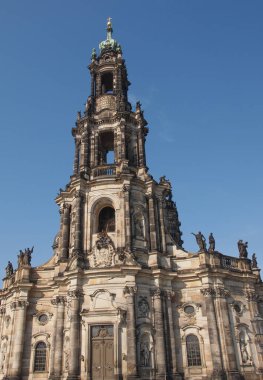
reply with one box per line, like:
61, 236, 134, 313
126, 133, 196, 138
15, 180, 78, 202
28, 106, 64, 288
165, 292, 181, 379
67, 290, 81, 380
79, 132, 88, 173
61, 204, 70, 261
73, 191, 83, 257
50, 296, 66, 379
96, 74, 101, 97
73, 138, 80, 175
147, 196, 157, 251
152, 288, 166, 378
123, 186, 131, 250
90, 132, 95, 168
137, 128, 145, 167
8, 300, 28, 380
90, 72, 95, 97
201, 288, 225, 379
157, 198, 166, 253
214, 287, 239, 378
94, 132, 99, 166
123, 286, 138, 379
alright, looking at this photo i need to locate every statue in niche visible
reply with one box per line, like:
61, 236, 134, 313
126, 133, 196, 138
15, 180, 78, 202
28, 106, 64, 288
138, 298, 149, 317
134, 214, 145, 238
140, 342, 150, 367
238, 240, 248, 258
208, 233, 215, 253
240, 332, 250, 364
191, 232, 206, 252
5, 261, 13, 277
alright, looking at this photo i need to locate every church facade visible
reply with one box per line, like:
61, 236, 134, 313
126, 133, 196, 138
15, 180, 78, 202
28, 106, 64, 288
0, 20, 263, 380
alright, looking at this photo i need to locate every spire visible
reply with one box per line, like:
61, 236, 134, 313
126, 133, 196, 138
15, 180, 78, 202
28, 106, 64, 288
99, 18, 122, 54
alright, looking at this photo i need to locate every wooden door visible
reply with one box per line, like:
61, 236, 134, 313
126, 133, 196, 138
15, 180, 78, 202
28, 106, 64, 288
91, 325, 114, 380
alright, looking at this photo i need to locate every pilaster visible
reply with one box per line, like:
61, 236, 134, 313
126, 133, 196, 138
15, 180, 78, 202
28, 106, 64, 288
123, 286, 138, 379
151, 288, 166, 379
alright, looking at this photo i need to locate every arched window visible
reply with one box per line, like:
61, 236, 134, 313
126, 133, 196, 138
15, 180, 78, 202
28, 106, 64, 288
98, 131, 115, 165
186, 334, 201, 367
101, 72, 113, 94
34, 342, 47, 372
98, 207, 115, 232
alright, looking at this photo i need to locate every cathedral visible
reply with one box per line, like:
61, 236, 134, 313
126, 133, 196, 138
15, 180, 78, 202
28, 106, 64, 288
1, 19, 263, 380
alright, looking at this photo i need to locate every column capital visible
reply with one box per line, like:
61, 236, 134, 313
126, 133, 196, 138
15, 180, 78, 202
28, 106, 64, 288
10, 300, 28, 311
151, 287, 164, 299
67, 290, 82, 299
123, 285, 137, 297
245, 290, 258, 302
63, 203, 71, 211
74, 190, 84, 200
200, 286, 230, 298
51, 296, 67, 305
164, 290, 176, 302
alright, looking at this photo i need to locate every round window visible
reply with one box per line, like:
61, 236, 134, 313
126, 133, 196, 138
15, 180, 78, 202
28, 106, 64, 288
184, 305, 195, 315
38, 314, 48, 324
234, 304, 241, 313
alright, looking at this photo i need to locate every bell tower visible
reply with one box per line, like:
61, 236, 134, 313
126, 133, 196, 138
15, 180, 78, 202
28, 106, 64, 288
55, 18, 183, 271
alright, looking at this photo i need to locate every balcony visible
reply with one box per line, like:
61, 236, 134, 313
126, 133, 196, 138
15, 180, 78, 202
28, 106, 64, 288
93, 165, 116, 177
96, 94, 116, 112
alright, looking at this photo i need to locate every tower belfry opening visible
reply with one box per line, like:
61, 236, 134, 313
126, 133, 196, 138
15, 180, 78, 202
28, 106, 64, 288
0, 17, 262, 380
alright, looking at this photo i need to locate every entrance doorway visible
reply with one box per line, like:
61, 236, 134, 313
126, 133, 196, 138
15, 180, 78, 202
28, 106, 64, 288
91, 325, 114, 380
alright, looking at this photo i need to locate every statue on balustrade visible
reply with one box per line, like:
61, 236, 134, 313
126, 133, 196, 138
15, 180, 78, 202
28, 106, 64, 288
17, 246, 34, 268
192, 231, 207, 252
5, 261, 13, 277
237, 240, 248, 258
208, 233, 215, 253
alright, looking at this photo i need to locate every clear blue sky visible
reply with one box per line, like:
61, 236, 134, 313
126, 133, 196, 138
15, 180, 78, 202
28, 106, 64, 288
0, 1, 262, 279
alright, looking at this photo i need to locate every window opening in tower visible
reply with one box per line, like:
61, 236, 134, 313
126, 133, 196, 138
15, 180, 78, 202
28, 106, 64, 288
98, 131, 115, 165
101, 72, 113, 94
98, 207, 115, 233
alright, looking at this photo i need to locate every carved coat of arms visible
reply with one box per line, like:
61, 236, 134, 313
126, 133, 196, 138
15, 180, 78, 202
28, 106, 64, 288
88, 233, 115, 268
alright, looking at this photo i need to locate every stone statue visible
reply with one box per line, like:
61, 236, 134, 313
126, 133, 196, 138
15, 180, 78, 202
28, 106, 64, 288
251, 253, 258, 269
5, 261, 13, 277
136, 101, 141, 112
135, 215, 144, 238
17, 246, 34, 268
140, 342, 150, 367
237, 240, 248, 258
240, 335, 250, 363
191, 232, 207, 252
208, 233, 215, 253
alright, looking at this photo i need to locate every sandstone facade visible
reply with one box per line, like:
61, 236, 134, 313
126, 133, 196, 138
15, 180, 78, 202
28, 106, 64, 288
0, 20, 263, 380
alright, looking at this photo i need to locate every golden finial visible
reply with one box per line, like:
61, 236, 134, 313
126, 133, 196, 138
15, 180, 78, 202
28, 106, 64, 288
107, 17, 112, 28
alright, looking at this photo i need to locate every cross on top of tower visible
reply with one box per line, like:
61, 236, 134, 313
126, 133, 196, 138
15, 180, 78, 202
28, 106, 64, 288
99, 18, 121, 54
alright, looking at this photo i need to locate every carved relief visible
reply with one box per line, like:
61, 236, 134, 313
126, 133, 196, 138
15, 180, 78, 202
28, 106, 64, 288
88, 232, 115, 268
